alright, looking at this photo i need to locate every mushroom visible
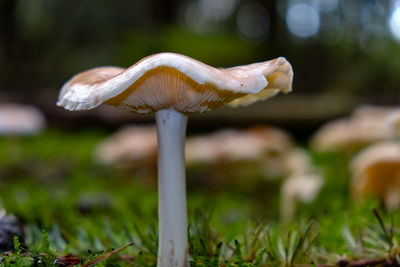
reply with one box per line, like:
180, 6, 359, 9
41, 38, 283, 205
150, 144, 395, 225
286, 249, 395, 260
0, 103, 46, 136
311, 105, 395, 153
279, 148, 323, 222
185, 126, 293, 189
280, 172, 323, 223
57, 52, 293, 267
352, 105, 395, 121
0, 103, 47, 161
94, 125, 157, 168
350, 141, 400, 210
282, 148, 313, 176
186, 125, 292, 165
387, 109, 400, 139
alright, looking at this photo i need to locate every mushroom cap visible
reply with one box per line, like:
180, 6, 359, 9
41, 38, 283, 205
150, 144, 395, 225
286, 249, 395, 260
352, 105, 394, 119
94, 125, 157, 166
185, 125, 293, 164
350, 142, 400, 176
283, 148, 313, 176
282, 173, 323, 203
0, 103, 46, 136
311, 106, 396, 152
57, 53, 293, 114
350, 141, 400, 209
387, 109, 400, 138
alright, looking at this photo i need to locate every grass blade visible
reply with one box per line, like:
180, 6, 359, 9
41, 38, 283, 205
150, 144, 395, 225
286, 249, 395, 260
81, 243, 134, 267
372, 209, 393, 247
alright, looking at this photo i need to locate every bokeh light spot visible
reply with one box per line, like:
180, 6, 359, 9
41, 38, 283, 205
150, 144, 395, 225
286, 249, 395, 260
286, 2, 320, 38
237, 4, 270, 40
182, 0, 238, 33
389, 6, 400, 41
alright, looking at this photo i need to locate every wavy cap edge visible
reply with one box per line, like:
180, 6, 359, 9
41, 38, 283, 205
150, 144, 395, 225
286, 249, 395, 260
56, 53, 293, 112
227, 57, 293, 107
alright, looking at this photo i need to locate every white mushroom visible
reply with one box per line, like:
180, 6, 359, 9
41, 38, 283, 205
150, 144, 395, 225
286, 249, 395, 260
261, 146, 313, 180
279, 149, 323, 222
94, 125, 157, 167
387, 109, 400, 139
57, 52, 293, 267
350, 141, 400, 210
0, 103, 46, 136
280, 172, 323, 223
352, 105, 395, 119
311, 105, 396, 153
186, 126, 292, 165
283, 148, 313, 176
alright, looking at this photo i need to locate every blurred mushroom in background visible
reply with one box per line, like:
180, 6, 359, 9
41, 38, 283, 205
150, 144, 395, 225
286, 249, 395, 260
280, 173, 323, 223
94, 125, 157, 168
93, 125, 158, 185
352, 105, 395, 120
185, 125, 293, 188
311, 105, 396, 153
0, 103, 47, 167
0, 103, 46, 136
261, 147, 313, 179
387, 109, 400, 139
350, 141, 400, 210
283, 148, 314, 176
186, 125, 292, 165
279, 149, 323, 222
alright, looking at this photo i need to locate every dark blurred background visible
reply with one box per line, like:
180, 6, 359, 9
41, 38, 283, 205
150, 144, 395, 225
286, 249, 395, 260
0, 0, 399, 136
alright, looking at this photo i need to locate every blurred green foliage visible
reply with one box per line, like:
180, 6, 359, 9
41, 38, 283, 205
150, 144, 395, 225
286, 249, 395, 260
1, 0, 400, 106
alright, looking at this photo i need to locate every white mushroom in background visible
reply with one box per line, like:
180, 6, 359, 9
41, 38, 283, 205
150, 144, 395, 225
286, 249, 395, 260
279, 148, 323, 222
311, 105, 396, 153
283, 148, 313, 176
352, 105, 395, 120
280, 172, 323, 223
0, 103, 46, 136
57, 52, 293, 267
350, 141, 400, 210
186, 125, 292, 165
260, 143, 308, 179
94, 125, 157, 167
387, 109, 400, 139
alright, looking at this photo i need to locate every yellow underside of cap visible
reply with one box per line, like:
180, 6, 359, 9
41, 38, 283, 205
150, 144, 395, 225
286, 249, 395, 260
361, 162, 400, 198
104, 66, 245, 114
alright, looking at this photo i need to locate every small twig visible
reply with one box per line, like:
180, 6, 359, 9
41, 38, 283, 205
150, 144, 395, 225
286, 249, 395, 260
54, 253, 81, 266
81, 243, 134, 267
337, 258, 386, 267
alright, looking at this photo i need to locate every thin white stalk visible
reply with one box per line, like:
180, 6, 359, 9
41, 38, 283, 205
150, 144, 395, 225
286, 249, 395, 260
280, 187, 296, 224
155, 108, 189, 267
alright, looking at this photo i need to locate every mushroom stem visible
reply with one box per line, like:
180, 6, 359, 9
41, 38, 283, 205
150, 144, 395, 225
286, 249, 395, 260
280, 187, 296, 223
155, 108, 189, 267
